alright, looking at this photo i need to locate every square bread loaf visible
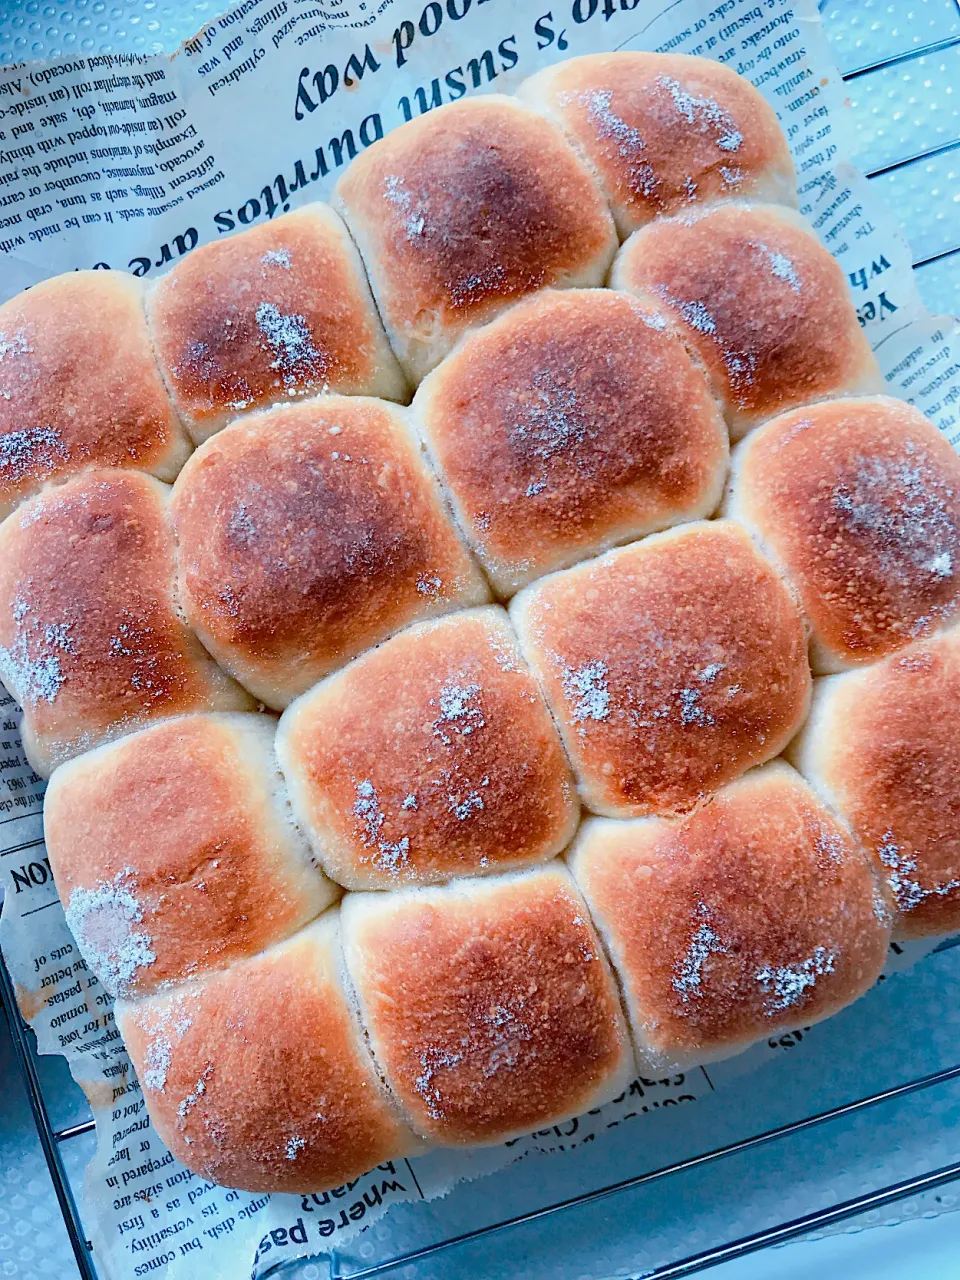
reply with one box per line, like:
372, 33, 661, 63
0, 271, 192, 521
8, 50, 952, 1201
44, 712, 338, 997
340, 864, 634, 1144
412, 287, 728, 594
333, 95, 618, 382
0, 469, 251, 776
510, 521, 810, 816
169, 396, 489, 707
517, 52, 797, 237
277, 606, 578, 888
148, 202, 407, 442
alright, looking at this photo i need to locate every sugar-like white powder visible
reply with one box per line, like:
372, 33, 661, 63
755, 945, 835, 1014
673, 906, 727, 1002
657, 75, 743, 152
64, 871, 156, 997
562, 660, 610, 726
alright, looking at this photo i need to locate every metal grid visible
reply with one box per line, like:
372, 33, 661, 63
1, 8, 959, 1278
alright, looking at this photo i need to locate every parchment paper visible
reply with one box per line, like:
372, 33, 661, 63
1, 0, 958, 1276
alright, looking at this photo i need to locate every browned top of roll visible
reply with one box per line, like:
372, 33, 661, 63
414, 289, 728, 595
333, 95, 617, 381
518, 52, 796, 237
794, 630, 960, 938
0, 469, 251, 776
277, 608, 579, 889
611, 203, 881, 435
569, 763, 891, 1070
148, 204, 406, 442
0, 271, 190, 520
727, 396, 960, 670
511, 521, 810, 817
45, 713, 337, 996
170, 397, 489, 708
117, 914, 416, 1193
342, 864, 632, 1144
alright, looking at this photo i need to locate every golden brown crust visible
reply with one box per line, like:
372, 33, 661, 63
568, 763, 892, 1071
341, 865, 632, 1144
333, 95, 617, 383
44, 713, 338, 996
117, 914, 417, 1193
169, 397, 489, 708
0, 469, 251, 777
0, 271, 191, 519
277, 607, 579, 888
413, 289, 728, 595
791, 629, 960, 938
511, 521, 810, 817
611, 203, 882, 437
725, 396, 960, 671
147, 204, 407, 442
518, 53, 797, 238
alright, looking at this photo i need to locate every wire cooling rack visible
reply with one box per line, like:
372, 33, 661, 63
0, 1, 959, 1277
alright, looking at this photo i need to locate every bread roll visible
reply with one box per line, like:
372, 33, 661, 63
332, 95, 617, 383
117, 912, 419, 1193
148, 203, 407, 443
726, 396, 960, 672
568, 762, 892, 1072
277, 607, 578, 889
169, 397, 489, 708
341, 864, 633, 1144
45, 713, 338, 997
0, 470, 251, 776
611, 203, 882, 438
0, 271, 191, 520
412, 289, 728, 595
791, 629, 960, 938
511, 521, 810, 817
518, 52, 797, 238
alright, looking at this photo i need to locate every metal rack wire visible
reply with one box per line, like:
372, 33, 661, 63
1, 9, 959, 1277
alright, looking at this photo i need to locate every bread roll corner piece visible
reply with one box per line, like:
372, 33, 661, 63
45, 712, 338, 998
118, 913, 418, 1194
510, 521, 810, 817
569, 762, 892, 1073
147, 202, 407, 443
611, 202, 882, 438
277, 606, 578, 888
726, 396, 960, 672
0, 270, 191, 520
332, 95, 617, 383
0, 469, 252, 777
791, 627, 960, 940
342, 864, 634, 1145
517, 52, 797, 239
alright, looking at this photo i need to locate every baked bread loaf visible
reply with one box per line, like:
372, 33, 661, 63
117, 913, 419, 1193
791, 628, 960, 939
276, 607, 578, 888
3, 52, 942, 1201
0, 271, 191, 521
510, 521, 810, 816
518, 52, 797, 238
611, 202, 883, 438
725, 396, 960, 671
568, 762, 892, 1072
412, 288, 728, 594
332, 95, 618, 382
340, 863, 633, 1144
169, 396, 489, 707
44, 713, 338, 997
148, 203, 407, 443
0, 469, 251, 776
